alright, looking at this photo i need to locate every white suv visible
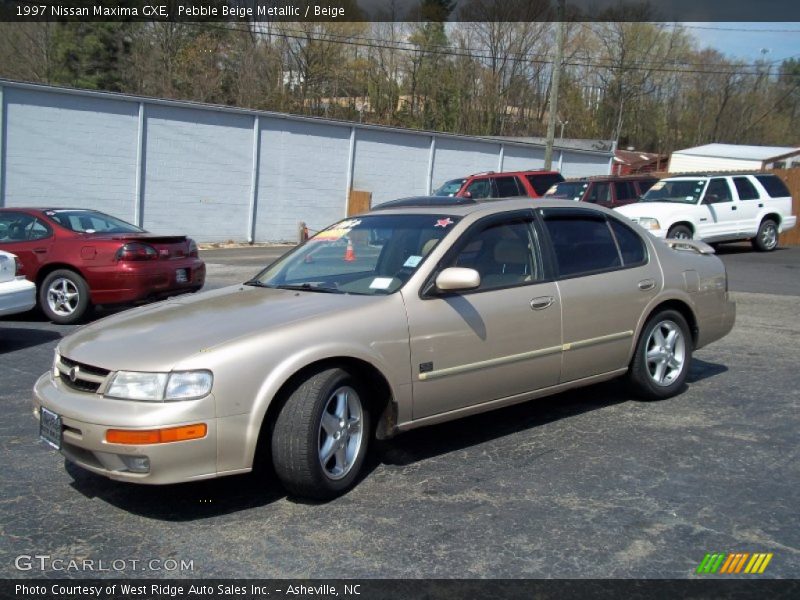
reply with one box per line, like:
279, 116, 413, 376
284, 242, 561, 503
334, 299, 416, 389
616, 173, 797, 251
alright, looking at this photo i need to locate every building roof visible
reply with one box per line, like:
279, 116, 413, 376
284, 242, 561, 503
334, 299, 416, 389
672, 143, 800, 161
490, 136, 614, 153
0, 79, 614, 158
614, 149, 664, 166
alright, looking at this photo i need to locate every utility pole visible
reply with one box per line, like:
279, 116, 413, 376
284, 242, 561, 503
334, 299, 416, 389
544, 0, 566, 170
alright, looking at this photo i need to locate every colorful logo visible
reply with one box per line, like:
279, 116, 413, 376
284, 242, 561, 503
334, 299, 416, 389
696, 553, 773, 574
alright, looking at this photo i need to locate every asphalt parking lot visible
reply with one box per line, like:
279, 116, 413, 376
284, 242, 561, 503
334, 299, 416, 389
1, 244, 798, 579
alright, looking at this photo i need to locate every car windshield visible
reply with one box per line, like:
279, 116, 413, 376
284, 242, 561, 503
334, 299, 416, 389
250, 214, 461, 295
433, 179, 466, 196
47, 210, 144, 233
545, 181, 588, 200
641, 180, 706, 204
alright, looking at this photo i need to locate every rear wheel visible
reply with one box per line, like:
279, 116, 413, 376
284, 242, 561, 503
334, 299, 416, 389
752, 219, 778, 252
628, 310, 692, 400
272, 368, 370, 500
667, 224, 692, 240
39, 269, 91, 324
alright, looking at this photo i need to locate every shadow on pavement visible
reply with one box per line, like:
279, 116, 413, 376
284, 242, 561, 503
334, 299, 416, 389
66, 360, 730, 518
378, 379, 630, 467
0, 327, 61, 353
66, 462, 285, 521
687, 358, 728, 383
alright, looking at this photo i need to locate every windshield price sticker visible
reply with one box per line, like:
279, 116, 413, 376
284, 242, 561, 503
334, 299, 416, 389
369, 277, 394, 289
403, 255, 423, 268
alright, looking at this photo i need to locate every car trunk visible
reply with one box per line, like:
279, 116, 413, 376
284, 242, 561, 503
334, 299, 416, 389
92, 233, 193, 260
0, 253, 16, 283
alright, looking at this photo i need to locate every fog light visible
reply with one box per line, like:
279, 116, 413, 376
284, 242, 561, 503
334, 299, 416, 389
120, 455, 151, 473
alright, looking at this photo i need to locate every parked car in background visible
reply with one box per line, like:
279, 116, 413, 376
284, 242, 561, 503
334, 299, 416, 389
615, 173, 797, 251
434, 169, 564, 200
0, 250, 36, 317
34, 197, 734, 500
0, 208, 206, 323
544, 175, 658, 208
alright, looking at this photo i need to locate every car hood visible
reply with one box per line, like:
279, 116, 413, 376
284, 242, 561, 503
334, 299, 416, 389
615, 202, 691, 218
59, 285, 381, 372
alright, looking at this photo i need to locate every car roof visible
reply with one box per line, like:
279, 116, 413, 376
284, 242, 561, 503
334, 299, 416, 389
368, 196, 612, 217
662, 171, 771, 180
563, 174, 657, 183
0, 207, 101, 213
467, 169, 561, 178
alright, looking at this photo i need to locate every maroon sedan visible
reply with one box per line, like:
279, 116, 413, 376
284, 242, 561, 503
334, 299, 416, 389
0, 208, 205, 323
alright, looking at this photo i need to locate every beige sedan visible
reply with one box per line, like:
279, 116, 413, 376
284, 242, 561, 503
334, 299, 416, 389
33, 198, 735, 499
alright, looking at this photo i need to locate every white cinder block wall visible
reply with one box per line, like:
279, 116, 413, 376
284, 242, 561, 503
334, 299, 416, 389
0, 81, 612, 242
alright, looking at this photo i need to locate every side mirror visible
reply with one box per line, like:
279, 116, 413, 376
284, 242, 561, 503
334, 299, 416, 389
435, 267, 480, 292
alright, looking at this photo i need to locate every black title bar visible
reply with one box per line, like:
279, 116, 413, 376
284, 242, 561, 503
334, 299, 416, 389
2, 0, 800, 23
4, 579, 800, 600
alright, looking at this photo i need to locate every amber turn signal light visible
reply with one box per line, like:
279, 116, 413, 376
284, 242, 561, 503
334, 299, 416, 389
106, 423, 207, 445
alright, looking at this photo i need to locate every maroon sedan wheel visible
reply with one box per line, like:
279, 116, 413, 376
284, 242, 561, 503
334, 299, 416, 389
39, 269, 91, 324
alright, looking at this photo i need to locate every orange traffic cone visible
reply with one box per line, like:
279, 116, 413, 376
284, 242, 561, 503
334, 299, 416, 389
343, 239, 356, 262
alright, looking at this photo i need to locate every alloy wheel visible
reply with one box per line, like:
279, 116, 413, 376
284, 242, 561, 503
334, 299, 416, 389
46, 278, 80, 317
645, 320, 686, 387
318, 386, 363, 480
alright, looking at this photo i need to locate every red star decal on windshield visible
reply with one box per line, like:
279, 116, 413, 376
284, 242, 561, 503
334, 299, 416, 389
435, 218, 454, 228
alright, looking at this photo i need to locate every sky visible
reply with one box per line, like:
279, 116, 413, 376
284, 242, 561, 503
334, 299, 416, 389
681, 22, 800, 63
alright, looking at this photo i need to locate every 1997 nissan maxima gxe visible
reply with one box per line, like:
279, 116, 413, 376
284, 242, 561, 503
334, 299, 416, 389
33, 198, 735, 499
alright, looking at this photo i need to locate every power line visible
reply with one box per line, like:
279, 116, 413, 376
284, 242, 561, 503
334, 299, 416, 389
175, 21, 800, 79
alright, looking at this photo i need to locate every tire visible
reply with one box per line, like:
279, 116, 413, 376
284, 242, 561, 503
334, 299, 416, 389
272, 368, 370, 500
666, 224, 693, 240
752, 219, 779, 252
39, 269, 91, 324
628, 310, 692, 400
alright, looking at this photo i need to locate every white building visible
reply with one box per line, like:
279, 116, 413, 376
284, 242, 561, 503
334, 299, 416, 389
668, 143, 800, 173
0, 79, 613, 243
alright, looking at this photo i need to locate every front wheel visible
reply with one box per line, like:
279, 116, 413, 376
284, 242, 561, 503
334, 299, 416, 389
39, 269, 91, 324
272, 368, 370, 500
667, 224, 693, 240
628, 310, 692, 400
752, 219, 778, 252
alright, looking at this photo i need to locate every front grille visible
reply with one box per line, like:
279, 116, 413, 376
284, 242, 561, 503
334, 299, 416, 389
57, 356, 110, 394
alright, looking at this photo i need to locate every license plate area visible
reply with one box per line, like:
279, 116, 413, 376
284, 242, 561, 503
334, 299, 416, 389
176, 268, 188, 283
39, 407, 62, 450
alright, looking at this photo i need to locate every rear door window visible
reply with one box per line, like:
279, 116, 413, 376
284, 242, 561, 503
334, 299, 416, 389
754, 175, 791, 198
494, 176, 522, 197
541, 211, 622, 278
465, 178, 493, 199
613, 181, 637, 202
704, 179, 733, 203
527, 173, 565, 196
585, 182, 612, 204
733, 177, 759, 201
637, 179, 657, 194
608, 218, 647, 266
0, 212, 52, 242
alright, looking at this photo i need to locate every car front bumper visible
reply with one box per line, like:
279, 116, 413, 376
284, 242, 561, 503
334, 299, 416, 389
0, 277, 36, 317
33, 372, 218, 484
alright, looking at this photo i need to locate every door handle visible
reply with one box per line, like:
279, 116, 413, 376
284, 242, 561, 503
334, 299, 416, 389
638, 279, 655, 291
731, 206, 737, 211
758, 203, 764, 208
33, 248, 47, 254
530, 296, 554, 310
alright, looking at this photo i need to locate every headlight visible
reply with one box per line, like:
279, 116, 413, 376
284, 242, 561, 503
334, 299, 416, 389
166, 371, 214, 400
105, 371, 212, 402
637, 217, 661, 230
